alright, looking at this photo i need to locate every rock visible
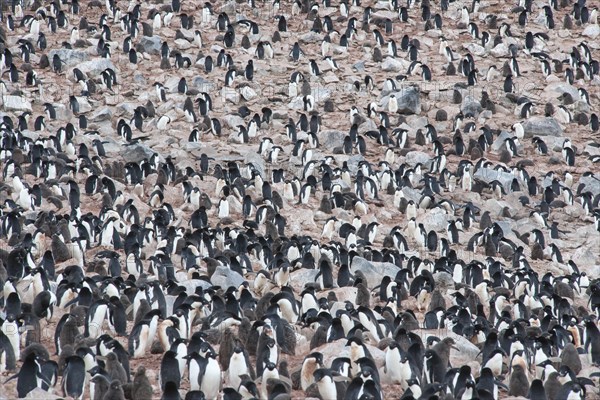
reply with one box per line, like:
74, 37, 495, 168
491, 131, 513, 152
350, 256, 400, 288
122, 144, 156, 163
289, 268, 319, 293
353, 61, 366, 71
544, 82, 580, 101
418, 331, 481, 360
482, 198, 510, 216
522, 117, 563, 138
1, 95, 32, 112
433, 271, 455, 290
75, 97, 92, 113
25, 388, 63, 399
400, 187, 422, 203
420, 207, 448, 232
243, 151, 266, 179
322, 72, 339, 83
358, 119, 378, 134
474, 167, 515, 192
381, 86, 421, 114
74, 58, 116, 77
578, 174, 600, 197
381, 57, 404, 72
222, 87, 239, 104
133, 73, 147, 85
490, 43, 508, 57
315, 339, 386, 370
300, 31, 323, 43
211, 265, 244, 289
321, 130, 346, 149
193, 76, 216, 91
464, 43, 486, 56
584, 143, 600, 157
405, 151, 430, 167
90, 107, 112, 122
461, 95, 482, 117
239, 86, 257, 101
48, 49, 88, 67
583, 25, 600, 39
288, 96, 304, 110
346, 154, 365, 175
174, 38, 191, 49
312, 86, 332, 102
222, 114, 244, 129
139, 35, 162, 54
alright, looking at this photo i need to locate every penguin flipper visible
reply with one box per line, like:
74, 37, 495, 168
4, 373, 18, 384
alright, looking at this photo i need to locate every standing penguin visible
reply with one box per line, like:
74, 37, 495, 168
192, 350, 221, 399
62, 355, 86, 399
103, 380, 125, 400
90, 375, 110, 400
132, 366, 153, 400
6, 352, 44, 398
1, 314, 20, 362
226, 345, 255, 389
100, 352, 128, 384
508, 364, 529, 397
160, 350, 181, 391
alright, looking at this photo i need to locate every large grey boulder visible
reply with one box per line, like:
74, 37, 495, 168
222, 114, 245, 129
491, 131, 513, 152
74, 58, 116, 77
405, 151, 430, 167
474, 167, 515, 192
300, 31, 323, 43
138, 36, 162, 54
243, 151, 266, 179
583, 25, 600, 39
193, 76, 216, 91
381, 57, 404, 72
418, 331, 480, 360
346, 154, 365, 175
578, 174, 600, 196
289, 268, 319, 293
122, 144, 156, 163
381, 86, 421, 114
316, 339, 386, 369
321, 130, 346, 149
48, 49, 88, 67
544, 82, 580, 101
461, 95, 482, 117
211, 265, 245, 289
350, 256, 400, 288
522, 117, 563, 138
1, 96, 32, 112
90, 107, 112, 122
420, 207, 449, 232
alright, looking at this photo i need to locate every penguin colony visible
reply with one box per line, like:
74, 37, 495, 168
1, 0, 600, 399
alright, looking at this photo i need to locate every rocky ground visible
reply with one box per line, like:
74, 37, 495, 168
1, 0, 600, 399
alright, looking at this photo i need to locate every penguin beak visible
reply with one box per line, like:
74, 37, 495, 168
452, 345, 460, 351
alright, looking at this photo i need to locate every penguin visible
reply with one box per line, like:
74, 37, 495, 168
301, 352, 324, 391
103, 380, 125, 400
226, 345, 255, 389
62, 355, 86, 399
160, 350, 182, 391
508, 364, 529, 397
131, 366, 153, 400
190, 350, 221, 399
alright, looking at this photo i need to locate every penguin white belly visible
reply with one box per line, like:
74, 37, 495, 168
89, 304, 108, 338
385, 350, 403, 384
189, 360, 201, 391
